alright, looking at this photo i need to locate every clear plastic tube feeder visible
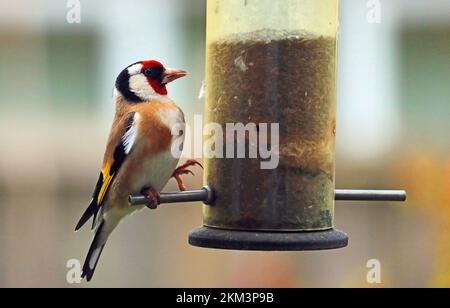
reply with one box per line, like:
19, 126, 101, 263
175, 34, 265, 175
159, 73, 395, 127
189, 0, 348, 250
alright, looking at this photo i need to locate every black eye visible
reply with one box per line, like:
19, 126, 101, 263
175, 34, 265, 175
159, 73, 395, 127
143, 68, 153, 77
143, 66, 164, 80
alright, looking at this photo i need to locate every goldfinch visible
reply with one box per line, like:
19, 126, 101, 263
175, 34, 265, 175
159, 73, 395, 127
76, 60, 200, 281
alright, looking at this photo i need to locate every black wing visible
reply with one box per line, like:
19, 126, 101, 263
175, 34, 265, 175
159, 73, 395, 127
75, 112, 138, 231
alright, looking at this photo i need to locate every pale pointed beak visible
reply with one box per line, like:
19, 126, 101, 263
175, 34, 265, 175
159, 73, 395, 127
162, 68, 189, 85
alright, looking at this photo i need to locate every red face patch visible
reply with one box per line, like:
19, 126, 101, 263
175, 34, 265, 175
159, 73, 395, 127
141, 60, 168, 96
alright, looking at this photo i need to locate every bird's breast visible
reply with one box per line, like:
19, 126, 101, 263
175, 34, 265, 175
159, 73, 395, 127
157, 107, 185, 135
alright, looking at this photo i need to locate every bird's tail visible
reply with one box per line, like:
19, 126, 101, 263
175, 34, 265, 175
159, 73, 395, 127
82, 220, 109, 282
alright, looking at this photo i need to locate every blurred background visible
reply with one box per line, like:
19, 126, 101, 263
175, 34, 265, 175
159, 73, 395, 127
0, 0, 449, 288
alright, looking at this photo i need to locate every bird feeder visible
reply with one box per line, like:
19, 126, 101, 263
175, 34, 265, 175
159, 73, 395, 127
192, 0, 344, 250
130, 0, 406, 251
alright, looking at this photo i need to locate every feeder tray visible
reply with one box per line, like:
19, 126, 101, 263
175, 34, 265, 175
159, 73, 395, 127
188, 227, 348, 251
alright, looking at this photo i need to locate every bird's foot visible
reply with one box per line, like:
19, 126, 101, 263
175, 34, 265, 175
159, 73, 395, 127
141, 186, 161, 210
171, 160, 203, 192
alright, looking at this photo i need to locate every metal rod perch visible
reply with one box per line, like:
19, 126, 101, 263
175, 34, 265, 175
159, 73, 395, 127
129, 186, 215, 206
128, 186, 406, 206
335, 189, 407, 202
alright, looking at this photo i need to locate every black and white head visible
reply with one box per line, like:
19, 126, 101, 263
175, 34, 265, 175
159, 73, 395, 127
114, 60, 188, 102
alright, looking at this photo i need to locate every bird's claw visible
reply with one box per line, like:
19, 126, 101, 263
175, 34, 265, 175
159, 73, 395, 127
177, 169, 195, 176
171, 160, 203, 192
141, 187, 161, 210
173, 160, 203, 172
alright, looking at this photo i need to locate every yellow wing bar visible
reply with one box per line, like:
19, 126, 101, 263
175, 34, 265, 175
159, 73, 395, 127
97, 163, 114, 206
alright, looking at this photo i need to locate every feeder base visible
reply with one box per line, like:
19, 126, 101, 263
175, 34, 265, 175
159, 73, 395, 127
189, 227, 348, 251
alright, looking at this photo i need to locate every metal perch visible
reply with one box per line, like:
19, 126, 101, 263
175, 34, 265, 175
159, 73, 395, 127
335, 189, 407, 202
129, 186, 215, 206
128, 186, 406, 206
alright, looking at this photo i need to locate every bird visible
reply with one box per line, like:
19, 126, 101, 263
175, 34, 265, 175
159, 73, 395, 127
75, 60, 202, 281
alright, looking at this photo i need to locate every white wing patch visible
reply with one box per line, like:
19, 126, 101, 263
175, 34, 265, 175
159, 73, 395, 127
122, 113, 139, 155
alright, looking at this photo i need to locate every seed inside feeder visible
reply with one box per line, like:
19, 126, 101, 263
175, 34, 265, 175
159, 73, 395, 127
204, 30, 337, 231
